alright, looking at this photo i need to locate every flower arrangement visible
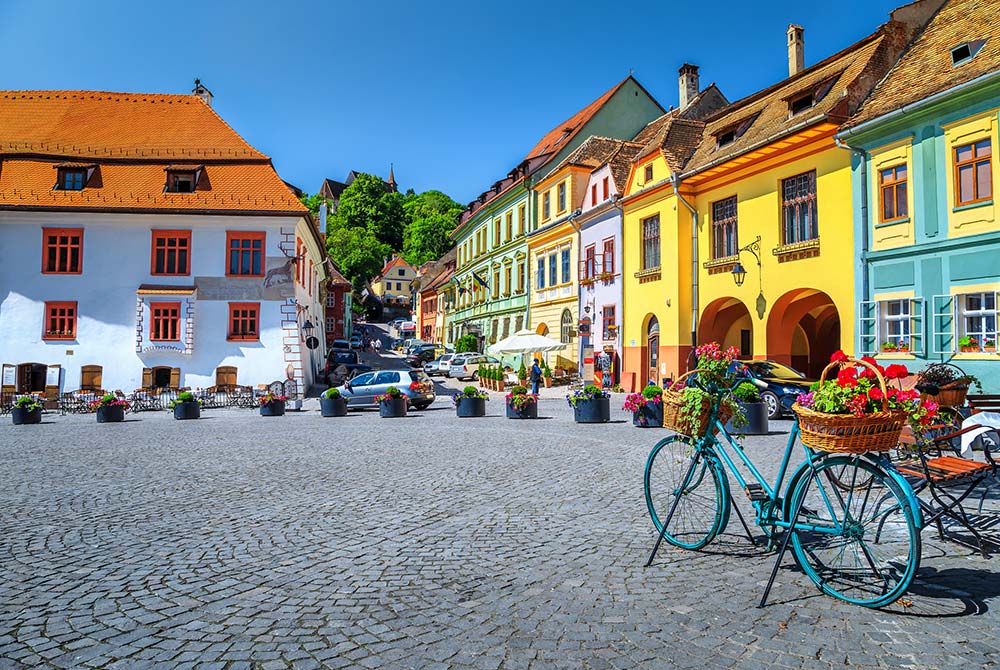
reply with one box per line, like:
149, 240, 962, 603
881, 341, 898, 352
454, 386, 489, 405
986, 339, 997, 352
566, 384, 611, 408
596, 271, 615, 283
13, 396, 42, 412
374, 386, 404, 403
959, 335, 980, 352
580, 276, 596, 287
796, 353, 937, 433
322, 387, 342, 399
916, 363, 981, 394
169, 391, 201, 408
258, 392, 289, 407
624, 384, 663, 412
506, 385, 537, 409
671, 342, 744, 433
89, 394, 130, 411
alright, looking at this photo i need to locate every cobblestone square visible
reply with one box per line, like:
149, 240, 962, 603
3, 399, 1000, 669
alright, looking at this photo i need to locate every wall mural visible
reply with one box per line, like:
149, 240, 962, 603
195, 257, 295, 301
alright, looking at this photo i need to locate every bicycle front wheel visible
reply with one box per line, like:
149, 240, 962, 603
644, 435, 730, 550
787, 456, 920, 608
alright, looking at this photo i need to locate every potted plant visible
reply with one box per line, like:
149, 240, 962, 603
881, 341, 898, 353
543, 363, 553, 388
455, 386, 488, 417
259, 392, 288, 417
915, 362, 981, 407
477, 364, 486, 388
90, 394, 129, 423
517, 362, 528, 387
376, 386, 408, 417
959, 335, 980, 352
985, 339, 997, 353
624, 384, 663, 428
505, 385, 538, 419
662, 342, 743, 436
11, 396, 42, 425
567, 384, 611, 423
169, 391, 201, 420
897, 339, 910, 353
726, 382, 768, 435
320, 387, 349, 417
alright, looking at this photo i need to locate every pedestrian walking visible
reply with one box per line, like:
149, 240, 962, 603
374, 339, 382, 354
530, 357, 542, 395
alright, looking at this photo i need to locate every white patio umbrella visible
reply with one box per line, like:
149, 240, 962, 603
487, 329, 567, 356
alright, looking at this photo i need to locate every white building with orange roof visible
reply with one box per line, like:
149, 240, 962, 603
0, 83, 328, 398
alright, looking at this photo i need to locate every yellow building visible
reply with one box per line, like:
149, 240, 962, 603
621, 17, 929, 385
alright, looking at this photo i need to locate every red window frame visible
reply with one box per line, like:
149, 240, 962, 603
149, 302, 181, 341
226, 231, 266, 277
591, 184, 598, 206
43, 301, 77, 340
602, 238, 615, 274
584, 245, 596, 279
228, 302, 260, 341
41, 228, 83, 274
151, 230, 192, 276
602, 305, 617, 340
602, 177, 609, 201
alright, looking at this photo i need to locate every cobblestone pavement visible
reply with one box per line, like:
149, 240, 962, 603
3, 399, 1000, 670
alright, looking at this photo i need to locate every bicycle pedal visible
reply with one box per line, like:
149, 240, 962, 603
744, 484, 768, 502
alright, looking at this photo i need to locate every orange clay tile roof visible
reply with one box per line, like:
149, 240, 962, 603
683, 31, 893, 175
377, 255, 415, 277
845, 0, 1000, 128
539, 136, 640, 183
0, 90, 306, 215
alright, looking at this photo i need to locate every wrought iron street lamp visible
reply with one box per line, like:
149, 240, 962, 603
730, 235, 767, 319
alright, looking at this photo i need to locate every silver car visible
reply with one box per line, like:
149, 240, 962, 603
447, 354, 500, 380
335, 369, 436, 410
424, 353, 455, 376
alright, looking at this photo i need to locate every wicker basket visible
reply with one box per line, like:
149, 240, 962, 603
793, 358, 905, 454
662, 370, 733, 437
917, 363, 970, 407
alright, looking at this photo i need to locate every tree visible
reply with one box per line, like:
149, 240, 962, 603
324, 222, 391, 294
334, 174, 406, 251
401, 190, 461, 266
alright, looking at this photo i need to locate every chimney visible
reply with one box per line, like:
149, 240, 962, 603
192, 78, 214, 107
787, 25, 805, 76
678, 63, 699, 110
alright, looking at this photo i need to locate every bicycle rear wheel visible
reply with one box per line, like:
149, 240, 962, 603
644, 435, 730, 550
787, 456, 920, 608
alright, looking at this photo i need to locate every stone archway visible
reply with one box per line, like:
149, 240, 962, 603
699, 297, 753, 357
766, 289, 841, 377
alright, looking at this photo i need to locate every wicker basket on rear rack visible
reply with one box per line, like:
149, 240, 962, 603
662, 369, 733, 437
917, 362, 971, 408
793, 357, 905, 454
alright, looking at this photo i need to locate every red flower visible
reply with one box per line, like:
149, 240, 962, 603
836, 368, 858, 387
859, 356, 885, 379
885, 364, 909, 380
868, 387, 884, 401
847, 394, 869, 417
830, 350, 848, 363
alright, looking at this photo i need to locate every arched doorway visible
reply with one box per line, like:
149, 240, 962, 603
646, 315, 659, 385
700, 297, 753, 357
766, 289, 841, 377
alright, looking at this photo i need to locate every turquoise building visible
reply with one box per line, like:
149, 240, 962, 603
839, 0, 1000, 388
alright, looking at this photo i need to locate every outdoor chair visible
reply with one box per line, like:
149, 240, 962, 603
895, 423, 998, 557
969, 395, 1000, 414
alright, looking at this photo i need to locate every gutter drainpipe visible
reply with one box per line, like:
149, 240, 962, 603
567, 208, 583, 379
834, 137, 869, 350
671, 172, 699, 371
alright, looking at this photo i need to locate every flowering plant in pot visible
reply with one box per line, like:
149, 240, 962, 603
454, 385, 489, 417
320, 387, 349, 417
169, 391, 201, 420
259, 392, 289, 417
985, 339, 997, 353
505, 385, 538, 419
90, 393, 130, 423
959, 335, 980, 352
897, 339, 910, 353
726, 382, 768, 435
915, 362, 981, 407
376, 386, 408, 418
11, 395, 43, 425
625, 384, 663, 428
663, 342, 743, 436
567, 384, 611, 423
881, 341, 898, 352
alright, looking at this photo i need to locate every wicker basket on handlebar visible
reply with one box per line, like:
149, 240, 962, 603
792, 358, 905, 454
661, 369, 733, 437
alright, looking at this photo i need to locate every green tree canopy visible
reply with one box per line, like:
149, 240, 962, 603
401, 190, 461, 266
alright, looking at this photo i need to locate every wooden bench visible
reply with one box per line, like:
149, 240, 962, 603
968, 394, 1000, 414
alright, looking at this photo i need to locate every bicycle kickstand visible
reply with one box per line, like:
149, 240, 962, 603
730, 497, 758, 547
758, 468, 814, 608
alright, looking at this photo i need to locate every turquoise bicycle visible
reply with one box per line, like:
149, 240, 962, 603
643, 368, 923, 608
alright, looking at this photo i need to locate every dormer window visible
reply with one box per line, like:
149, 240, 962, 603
643, 164, 654, 183
58, 169, 86, 190
164, 165, 203, 193
789, 93, 814, 116
716, 129, 737, 148
787, 75, 839, 118
952, 39, 986, 67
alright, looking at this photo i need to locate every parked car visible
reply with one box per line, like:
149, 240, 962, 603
349, 334, 364, 349
424, 353, 455, 376
448, 354, 500, 380
732, 360, 816, 420
325, 349, 372, 386
405, 347, 439, 368
334, 369, 436, 410
330, 339, 351, 350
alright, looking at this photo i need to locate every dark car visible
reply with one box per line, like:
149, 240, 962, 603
405, 346, 440, 368
325, 349, 372, 386
732, 360, 816, 420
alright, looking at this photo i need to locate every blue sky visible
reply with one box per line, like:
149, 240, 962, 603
2, 0, 904, 203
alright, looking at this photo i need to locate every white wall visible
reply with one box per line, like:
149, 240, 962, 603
579, 166, 624, 355
0, 210, 324, 394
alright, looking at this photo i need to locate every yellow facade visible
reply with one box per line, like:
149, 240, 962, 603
620, 125, 859, 384
942, 109, 999, 238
